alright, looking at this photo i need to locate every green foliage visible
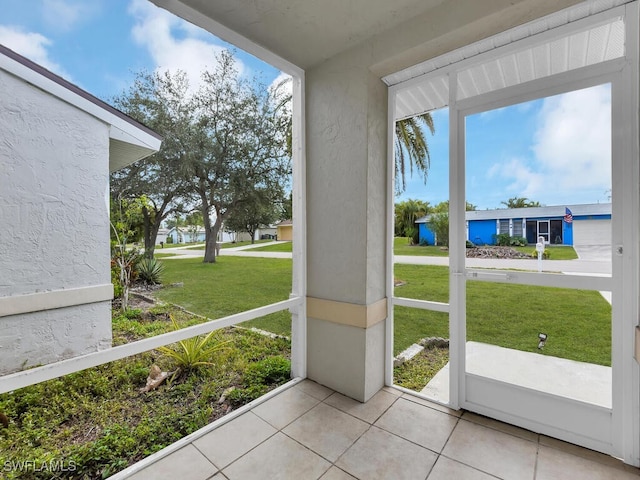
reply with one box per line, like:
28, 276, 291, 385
395, 199, 429, 238
227, 356, 291, 406
395, 113, 435, 193
157, 316, 232, 373
466, 240, 475, 248
510, 236, 528, 247
137, 257, 165, 284
0, 306, 291, 479
427, 212, 449, 246
494, 233, 511, 246
531, 248, 551, 259
501, 197, 542, 208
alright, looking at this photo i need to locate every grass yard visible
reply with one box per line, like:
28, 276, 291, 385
155, 256, 293, 336
393, 237, 578, 259
154, 257, 611, 367
0, 304, 291, 479
393, 264, 611, 365
185, 240, 273, 250
249, 241, 293, 252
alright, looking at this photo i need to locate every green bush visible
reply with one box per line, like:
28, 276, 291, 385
531, 248, 550, 259
510, 236, 528, 247
466, 240, 475, 248
137, 257, 165, 285
494, 233, 511, 246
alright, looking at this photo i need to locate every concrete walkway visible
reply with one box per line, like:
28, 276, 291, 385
421, 342, 612, 408
159, 243, 612, 274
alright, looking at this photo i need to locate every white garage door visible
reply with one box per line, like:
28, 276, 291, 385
572, 219, 611, 246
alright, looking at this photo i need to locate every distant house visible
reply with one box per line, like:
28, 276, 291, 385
417, 203, 611, 246
0, 45, 161, 374
276, 219, 293, 241
167, 226, 206, 244
156, 228, 170, 245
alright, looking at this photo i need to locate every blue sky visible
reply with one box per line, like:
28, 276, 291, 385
0, 1, 613, 211
398, 83, 612, 209
0, 0, 283, 102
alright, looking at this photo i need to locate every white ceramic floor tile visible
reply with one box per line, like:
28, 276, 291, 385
223, 432, 330, 480
252, 386, 320, 429
428, 456, 497, 480
283, 403, 369, 462
442, 419, 537, 480
193, 412, 276, 469
536, 445, 640, 480
336, 426, 438, 480
127, 445, 216, 480
375, 397, 458, 452
324, 389, 398, 424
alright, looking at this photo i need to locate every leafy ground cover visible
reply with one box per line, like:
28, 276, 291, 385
0, 302, 291, 479
394, 345, 449, 391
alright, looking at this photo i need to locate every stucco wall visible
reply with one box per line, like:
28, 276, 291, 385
0, 69, 112, 373
306, 45, 387, 401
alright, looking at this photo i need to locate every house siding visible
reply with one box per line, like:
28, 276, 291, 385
469, 219, 496, 245
0, 68, 112, 374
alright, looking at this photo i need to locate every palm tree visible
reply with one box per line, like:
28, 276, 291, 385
395, 113, 435, 194
501, 197, 541, 208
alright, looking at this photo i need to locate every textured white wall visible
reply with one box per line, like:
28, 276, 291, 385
305, 45, 387, 401
0, 69, 112, 374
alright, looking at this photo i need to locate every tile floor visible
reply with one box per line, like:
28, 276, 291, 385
125, 380, 640, 480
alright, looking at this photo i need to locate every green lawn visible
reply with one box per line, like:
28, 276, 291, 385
156, 257, 611, 366
185, 240, 273, 250
250, 241, 293, 252
394, 237, 578, 260
393, 264, 611, 364
394, 237, 450, 256
156, 257, 293, 336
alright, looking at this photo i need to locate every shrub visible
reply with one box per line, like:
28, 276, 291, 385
138, 257, 165, 285
494, 233, 511, 246
157, 316, 232, 374
531, 248, 550, 259
510, 236, 527, 247
419, 238, 429, 246
466, 240, 475, 248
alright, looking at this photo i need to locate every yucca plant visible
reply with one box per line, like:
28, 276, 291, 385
157, 316, 232, 375
137, 257, 165, 284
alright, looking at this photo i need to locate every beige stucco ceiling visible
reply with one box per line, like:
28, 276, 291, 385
151, 0, 586, 76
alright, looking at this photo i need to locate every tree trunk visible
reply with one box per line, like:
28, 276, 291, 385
202, 209, 224, 263
142, 206, 157, 259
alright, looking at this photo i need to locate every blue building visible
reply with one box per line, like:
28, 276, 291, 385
416, 203, 611, 246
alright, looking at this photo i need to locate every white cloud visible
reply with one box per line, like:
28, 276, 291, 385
532, 84, 611, 193
42, 0, 96, 32
127, 0, 242, 89
0, 25, 72, 80
484, 84, 611, 204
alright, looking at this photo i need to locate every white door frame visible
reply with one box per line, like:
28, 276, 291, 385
387, 1, 639, 465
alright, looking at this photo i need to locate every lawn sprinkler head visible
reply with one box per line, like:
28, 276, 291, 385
538, 333, 548, 349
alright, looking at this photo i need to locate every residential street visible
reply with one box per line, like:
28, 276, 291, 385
160, 242, 612, 274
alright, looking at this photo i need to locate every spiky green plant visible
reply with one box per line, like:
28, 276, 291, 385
157, 316, 231, 373
137, 257, 165, 284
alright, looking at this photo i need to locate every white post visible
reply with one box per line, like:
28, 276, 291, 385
536, 236, 545, 273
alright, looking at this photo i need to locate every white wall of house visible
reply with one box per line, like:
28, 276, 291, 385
0, 68, 112, 374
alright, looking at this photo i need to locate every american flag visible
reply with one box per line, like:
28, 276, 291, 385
564, 207, 573, 224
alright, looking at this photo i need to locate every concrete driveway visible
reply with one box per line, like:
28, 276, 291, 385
573, 244, 612, 262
